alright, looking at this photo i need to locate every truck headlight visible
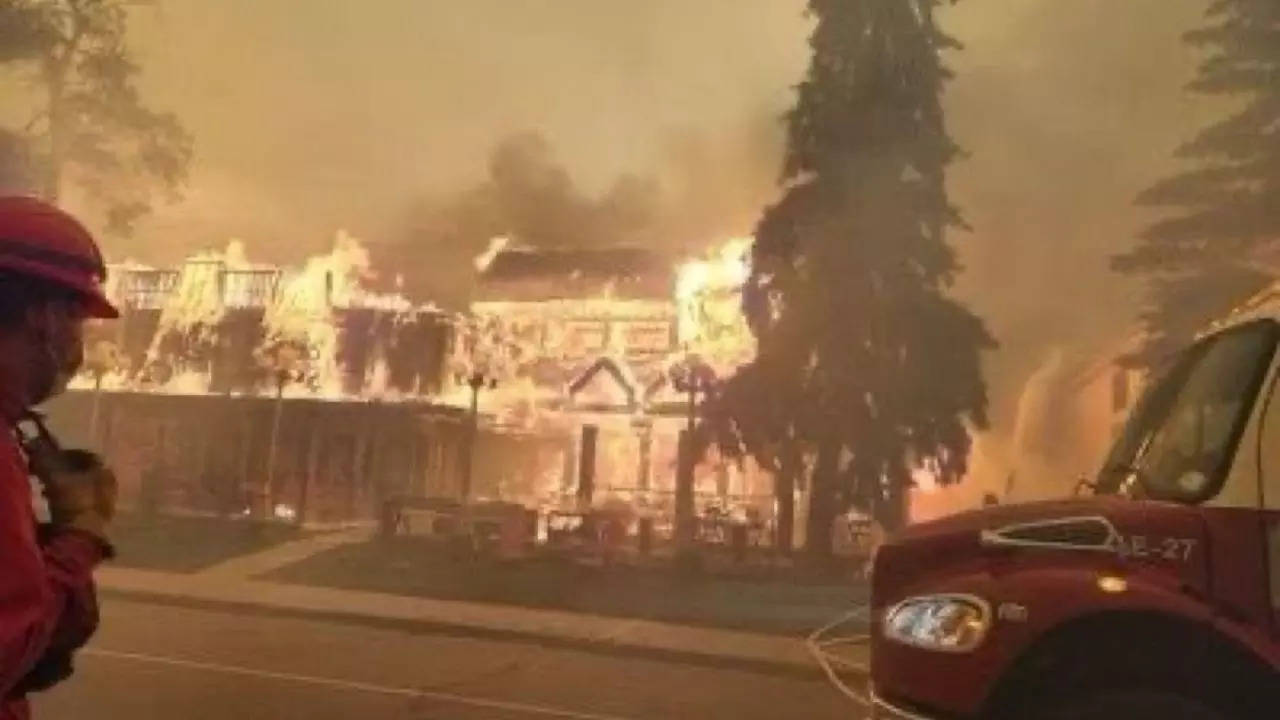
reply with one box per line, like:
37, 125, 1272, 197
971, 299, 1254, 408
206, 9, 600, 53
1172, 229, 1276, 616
882, 594, 991, 652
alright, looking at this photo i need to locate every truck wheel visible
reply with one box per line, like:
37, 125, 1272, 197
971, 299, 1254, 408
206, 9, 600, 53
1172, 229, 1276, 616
1035, 690, 1223, 720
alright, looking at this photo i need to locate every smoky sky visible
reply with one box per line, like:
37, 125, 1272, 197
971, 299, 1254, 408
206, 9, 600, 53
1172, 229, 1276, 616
15, 0, 1226, 433
940, 0, 1223, 422
119, 0, 808, 263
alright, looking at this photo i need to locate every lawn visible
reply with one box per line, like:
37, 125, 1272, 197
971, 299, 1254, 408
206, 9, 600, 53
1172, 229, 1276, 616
266, 538, 866, 636
107, 512, 312, 573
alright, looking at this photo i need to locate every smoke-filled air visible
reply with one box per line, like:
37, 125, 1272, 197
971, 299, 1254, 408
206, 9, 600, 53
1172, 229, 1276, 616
0, 0, 1240, 516
8, 1, 1280, 716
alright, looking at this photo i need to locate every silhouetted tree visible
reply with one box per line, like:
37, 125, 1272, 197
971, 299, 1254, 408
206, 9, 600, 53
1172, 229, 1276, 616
1115, 0, 1280, 363
704, 355, 808, 555
720, 0, 992, 557
0, 0, 192, 233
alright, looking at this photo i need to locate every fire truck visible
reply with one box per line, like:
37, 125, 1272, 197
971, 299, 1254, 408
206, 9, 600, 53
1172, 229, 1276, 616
870, 313, 1280, 719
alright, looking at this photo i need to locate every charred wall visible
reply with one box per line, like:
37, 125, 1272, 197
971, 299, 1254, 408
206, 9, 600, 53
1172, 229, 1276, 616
43, 391, 470, 525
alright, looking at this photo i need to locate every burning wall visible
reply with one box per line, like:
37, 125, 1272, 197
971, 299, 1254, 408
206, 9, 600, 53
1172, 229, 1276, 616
85, 232, 453, 400
465, 238, 755, 409
61, 233, 774, 530
465, 239, 775, 522
50, 233, 477, 524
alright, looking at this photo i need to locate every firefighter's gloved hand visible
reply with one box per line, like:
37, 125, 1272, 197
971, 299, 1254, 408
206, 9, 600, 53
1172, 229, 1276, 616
39, 450, 117, 540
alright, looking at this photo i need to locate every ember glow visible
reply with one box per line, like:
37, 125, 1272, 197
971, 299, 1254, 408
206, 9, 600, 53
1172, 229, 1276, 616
675, 237, 754, 372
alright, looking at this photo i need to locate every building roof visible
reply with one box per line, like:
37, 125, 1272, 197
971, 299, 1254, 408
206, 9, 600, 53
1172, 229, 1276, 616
480, 246, 667, 281
475, 246, 671, 301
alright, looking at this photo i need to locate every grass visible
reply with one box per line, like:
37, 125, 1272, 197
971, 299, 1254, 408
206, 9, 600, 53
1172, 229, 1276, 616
266, 538, 866, 636
107, 512, 312, 573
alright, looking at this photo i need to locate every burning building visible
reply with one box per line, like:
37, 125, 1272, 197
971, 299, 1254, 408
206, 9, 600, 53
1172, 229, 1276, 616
45, 232, 776, 542
47, 234, 468, 525
463, 238, 774, 538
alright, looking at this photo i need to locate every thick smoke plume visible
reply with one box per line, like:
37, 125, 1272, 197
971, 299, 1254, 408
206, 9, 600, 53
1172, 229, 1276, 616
379, 124, 782, 306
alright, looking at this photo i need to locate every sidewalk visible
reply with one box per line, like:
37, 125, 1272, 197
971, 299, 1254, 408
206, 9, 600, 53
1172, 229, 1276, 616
196, 526, 374, 578
96, 565, 855, 678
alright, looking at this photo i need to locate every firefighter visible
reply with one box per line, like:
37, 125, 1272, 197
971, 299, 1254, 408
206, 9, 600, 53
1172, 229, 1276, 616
0, 196, 119, 719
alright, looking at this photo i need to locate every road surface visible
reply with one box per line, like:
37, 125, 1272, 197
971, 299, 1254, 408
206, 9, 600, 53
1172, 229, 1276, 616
34, 598, 857, 720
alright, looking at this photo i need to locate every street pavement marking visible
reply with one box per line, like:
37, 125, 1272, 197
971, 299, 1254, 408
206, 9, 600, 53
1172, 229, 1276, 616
82, 648, 637, 720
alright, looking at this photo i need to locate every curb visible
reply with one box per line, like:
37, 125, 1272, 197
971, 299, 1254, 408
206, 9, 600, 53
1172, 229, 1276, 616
101, 586, 850, 682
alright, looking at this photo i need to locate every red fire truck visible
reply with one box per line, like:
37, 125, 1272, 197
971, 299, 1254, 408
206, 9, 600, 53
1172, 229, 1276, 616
871, 315, 1280, 719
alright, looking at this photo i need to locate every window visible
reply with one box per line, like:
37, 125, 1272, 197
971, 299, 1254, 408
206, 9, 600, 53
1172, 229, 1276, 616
1099, 321, 1277, 503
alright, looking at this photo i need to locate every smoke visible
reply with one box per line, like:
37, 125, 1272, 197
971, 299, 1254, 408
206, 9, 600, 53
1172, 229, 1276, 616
115, 0, 807, 264
938, 0, 1222, 458
56, 0, 1225, 493
0, 129, 34, 194
379, 124, 784, 305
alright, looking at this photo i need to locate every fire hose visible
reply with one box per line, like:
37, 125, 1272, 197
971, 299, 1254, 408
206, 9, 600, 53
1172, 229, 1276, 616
805, 605, 872, 712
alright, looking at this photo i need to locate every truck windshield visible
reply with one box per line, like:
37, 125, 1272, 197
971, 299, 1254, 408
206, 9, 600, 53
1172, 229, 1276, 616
1097, 320, 1278, 503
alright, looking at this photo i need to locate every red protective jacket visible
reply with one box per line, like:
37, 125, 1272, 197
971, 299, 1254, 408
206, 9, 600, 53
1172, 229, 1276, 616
0, 427, 107, 720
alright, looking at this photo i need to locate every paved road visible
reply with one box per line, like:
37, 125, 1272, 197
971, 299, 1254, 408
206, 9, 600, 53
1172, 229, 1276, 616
34, 598, 858, 720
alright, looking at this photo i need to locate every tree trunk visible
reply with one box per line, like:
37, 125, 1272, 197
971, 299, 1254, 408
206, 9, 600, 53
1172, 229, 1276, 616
41, 14, 84, 204
299, 418, 320, 527
266, 387, 284, 514
877, 469, 909, 533
460, 387, 478, 501
42, 80, 65, 202
239, 413, 255, 518
774, 441, 799, 556
805, 438, 841, 563
88, 375, 103, 448
674, 429, 696, 552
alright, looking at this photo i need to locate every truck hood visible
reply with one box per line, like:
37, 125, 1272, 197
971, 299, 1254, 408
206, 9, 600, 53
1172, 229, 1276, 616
872, 496, 1210, 607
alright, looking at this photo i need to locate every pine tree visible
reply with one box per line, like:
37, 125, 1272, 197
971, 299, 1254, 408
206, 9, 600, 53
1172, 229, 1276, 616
0, 0, 192, 233
1116, 0, 1280, 363
723, 0, 992, 557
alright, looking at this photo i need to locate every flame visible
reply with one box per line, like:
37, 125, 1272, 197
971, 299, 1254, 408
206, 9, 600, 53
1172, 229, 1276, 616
103, 259, 155, 310
165, 369, 218, 396
160, 250, 236, 330
142, 241, 262, 391
674, 237, 754, 371
457, 237, 759, 419
675, 237, 751, 303
474, 236, 510, 273
90, 233, 762, 428
260, 230, 414, 397
261, 233, 353, 397
95, 230, 433, 401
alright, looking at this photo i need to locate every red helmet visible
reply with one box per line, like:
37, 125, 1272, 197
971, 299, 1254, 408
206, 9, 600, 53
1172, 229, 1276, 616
0, 195, 118, 319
